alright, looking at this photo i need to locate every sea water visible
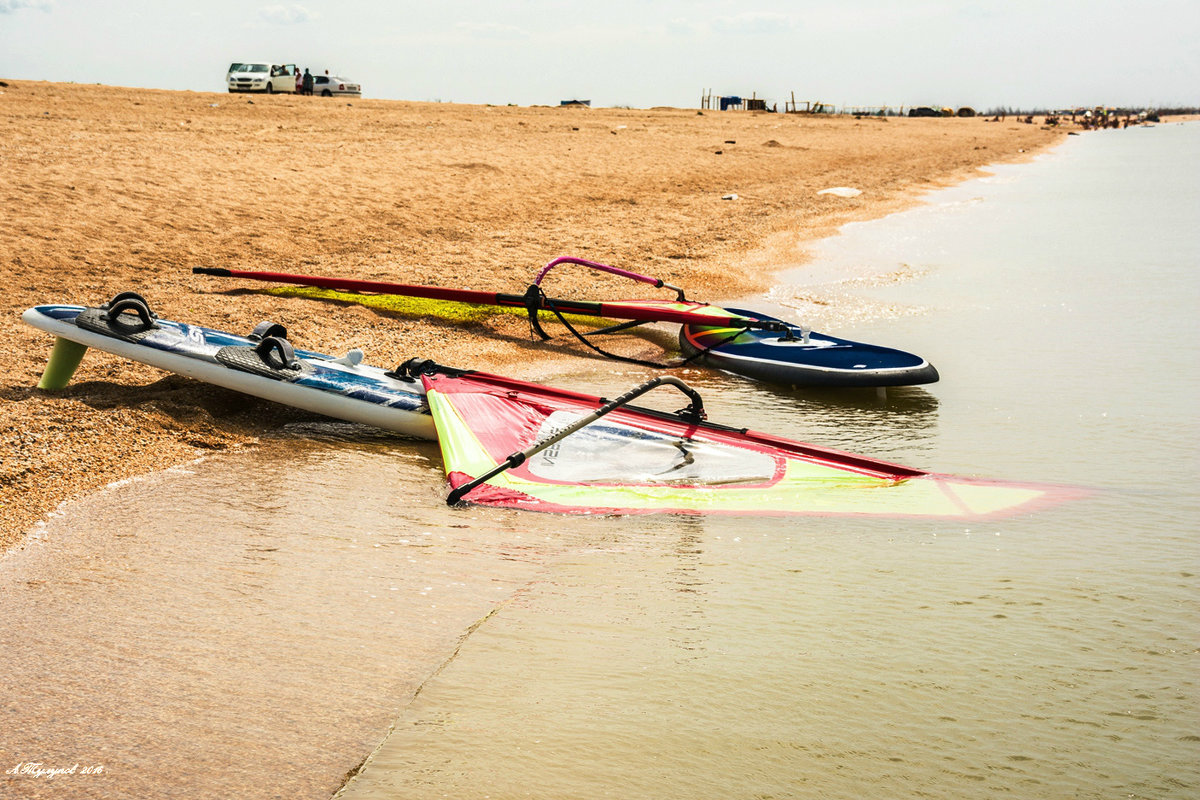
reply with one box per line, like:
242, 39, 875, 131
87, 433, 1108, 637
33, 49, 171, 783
1, 123, 1196, 800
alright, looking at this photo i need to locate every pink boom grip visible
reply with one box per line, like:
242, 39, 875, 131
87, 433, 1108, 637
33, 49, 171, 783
534, 257, 685, 299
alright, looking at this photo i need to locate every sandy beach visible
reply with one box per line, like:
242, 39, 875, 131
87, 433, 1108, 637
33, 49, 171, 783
0, 80, 1070, 545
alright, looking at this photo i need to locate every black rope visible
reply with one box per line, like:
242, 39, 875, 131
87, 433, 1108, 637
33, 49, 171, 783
532, 288, 748, 369
578, 319, 650, 337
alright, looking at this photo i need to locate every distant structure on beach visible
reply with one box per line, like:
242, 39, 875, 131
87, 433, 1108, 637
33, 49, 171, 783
784, 95, 835, 114
982, 105, 1173, 129
700, 89, 772, 112
560, 99, 591, 107
699, 88, 1189, 123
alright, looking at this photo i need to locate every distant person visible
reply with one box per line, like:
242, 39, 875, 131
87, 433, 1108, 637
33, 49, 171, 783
302, 68, 313, 96
295, 68, 303, 94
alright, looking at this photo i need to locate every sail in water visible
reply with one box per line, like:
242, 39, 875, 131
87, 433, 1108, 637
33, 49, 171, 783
421, 370, 1075, 517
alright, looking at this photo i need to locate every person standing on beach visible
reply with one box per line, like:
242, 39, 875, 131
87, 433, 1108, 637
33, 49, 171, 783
302, 68, 313, 96
295, 67, 302, 94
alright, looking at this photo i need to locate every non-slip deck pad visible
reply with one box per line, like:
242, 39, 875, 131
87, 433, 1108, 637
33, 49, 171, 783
214, 344, 315, 381
74, 306, 161, 344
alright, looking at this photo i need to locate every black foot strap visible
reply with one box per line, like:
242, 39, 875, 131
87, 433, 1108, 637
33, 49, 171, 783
214, 335, 312, 381
75, 292, 161, 343
386, 358, 471, 381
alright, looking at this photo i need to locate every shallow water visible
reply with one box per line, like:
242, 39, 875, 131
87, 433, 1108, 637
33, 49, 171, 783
2, 123, 1197, 799
336, 123, 1199, 799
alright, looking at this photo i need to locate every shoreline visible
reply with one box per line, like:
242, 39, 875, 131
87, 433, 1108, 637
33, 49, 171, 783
0, 81, 1082, 546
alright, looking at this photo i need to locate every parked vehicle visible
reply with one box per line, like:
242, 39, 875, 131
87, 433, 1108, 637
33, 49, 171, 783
227, 62, 297, 94
313, 75, 362, 97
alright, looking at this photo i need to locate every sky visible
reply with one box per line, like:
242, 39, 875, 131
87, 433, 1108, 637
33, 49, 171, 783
1, 0, 1197, 111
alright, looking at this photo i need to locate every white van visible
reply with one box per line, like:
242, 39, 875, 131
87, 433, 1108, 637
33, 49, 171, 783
226, 62, 297, 93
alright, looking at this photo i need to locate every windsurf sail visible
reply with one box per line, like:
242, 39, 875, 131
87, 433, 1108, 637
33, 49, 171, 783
420, 369, 1074, 517
193, 257, 939, 387
191, 262, 778, 332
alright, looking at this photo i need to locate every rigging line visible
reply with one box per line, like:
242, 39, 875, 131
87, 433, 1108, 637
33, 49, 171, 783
535, 289, 748, 369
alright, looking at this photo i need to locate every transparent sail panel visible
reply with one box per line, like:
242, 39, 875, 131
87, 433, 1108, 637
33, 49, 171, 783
526, 410, 777, 486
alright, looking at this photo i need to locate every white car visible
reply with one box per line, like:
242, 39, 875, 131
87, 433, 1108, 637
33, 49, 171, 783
313, 75, 362, 97
227, 62, 297, 94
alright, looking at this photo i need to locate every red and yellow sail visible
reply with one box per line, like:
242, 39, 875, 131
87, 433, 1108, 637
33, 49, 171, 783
422, 371, 1073, 517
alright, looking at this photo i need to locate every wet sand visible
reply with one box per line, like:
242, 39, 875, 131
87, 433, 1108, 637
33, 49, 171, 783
0, 80, 1068, 544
